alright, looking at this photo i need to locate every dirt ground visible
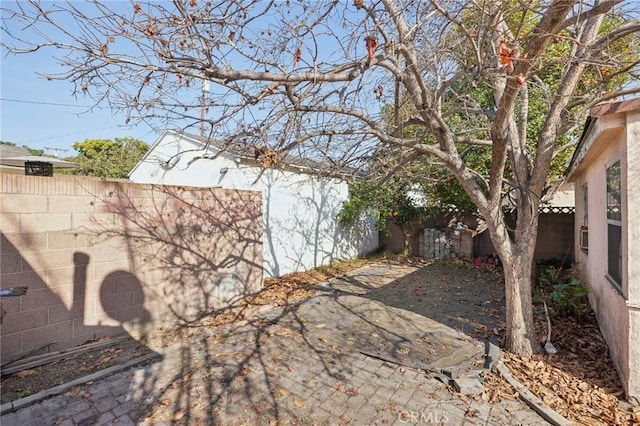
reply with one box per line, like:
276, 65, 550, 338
0, 338, 150, 404
2, 256, 639, 424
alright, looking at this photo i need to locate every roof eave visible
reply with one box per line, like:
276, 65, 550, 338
565, 114, 626, 182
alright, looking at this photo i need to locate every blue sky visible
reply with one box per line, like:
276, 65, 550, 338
0, 1, 381, 159
0, 47, 160, 157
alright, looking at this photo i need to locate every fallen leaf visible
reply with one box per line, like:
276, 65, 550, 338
16, 369, 37, 378
277, 388, 290, 397
292, 397, 304, 408
67, 386, 81, 398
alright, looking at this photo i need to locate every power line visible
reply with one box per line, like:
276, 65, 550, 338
18, 126, 126, 143
0, 97, 98, 108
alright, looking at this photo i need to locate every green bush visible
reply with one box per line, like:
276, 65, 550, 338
536, 265, 588, 318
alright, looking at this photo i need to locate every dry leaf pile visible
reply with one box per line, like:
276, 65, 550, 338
501, 307, 640, 425
207, 258, 372, 323
141, 257, 375, 347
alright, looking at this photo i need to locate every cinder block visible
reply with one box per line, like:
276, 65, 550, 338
74, 312, 120, 336
89, 242, 129, 262
0, 213, 22, 233
0, 233, 20, 254
135, 268, 165, 289
138, 285, 162, 303
0, 270, 48, 291
92, 261, 132, 281
21, 285, 74, 311
0, 307, 48, 334
20, 213, 72, 232
13, 232, 49, 252
81, 294, 98, 316
71, 212, 102, 230
19, 248, 76, 272
47, 264, 94, 286
22, 321, 74, 353
99, 291, 134, 312
132, 288, 146, 305
69, 326, 125, 348
114, 304, 151, 323
112, 275, 144, 294
1, 252, 22, 274
0, 332, 22, 358
47, 232, 93, 250
48, 301, 84, 325
0, 179, 264, 361
0, 194, 48, 213
48, 195, 96, 213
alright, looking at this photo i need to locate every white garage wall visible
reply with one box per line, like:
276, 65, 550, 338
130, 131, 378, 276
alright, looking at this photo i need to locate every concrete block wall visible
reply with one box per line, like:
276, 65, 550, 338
534, 212, 575, 262
0, 174, 263, 362
382, 211, 575, 262
475, 211, 575, 262
449, 229, 474, 260
420, 228, 451, 259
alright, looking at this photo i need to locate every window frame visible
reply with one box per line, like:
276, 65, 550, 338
580, 183, 588, 252
605, 159, 622, 288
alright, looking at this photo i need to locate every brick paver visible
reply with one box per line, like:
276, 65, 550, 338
1, 263, 552, 425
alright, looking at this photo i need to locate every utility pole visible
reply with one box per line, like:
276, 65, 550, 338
44, 147, 69, 158
201, 79, 210, 139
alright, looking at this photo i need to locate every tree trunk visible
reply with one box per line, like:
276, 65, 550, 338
501, 252, 541, 356
401, 229, 410, 255
484, 205, 542, 357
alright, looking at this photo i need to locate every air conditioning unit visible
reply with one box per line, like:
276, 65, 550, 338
580, 227, 589, 251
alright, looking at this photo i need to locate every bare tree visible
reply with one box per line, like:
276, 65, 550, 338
3, 0, 640, 356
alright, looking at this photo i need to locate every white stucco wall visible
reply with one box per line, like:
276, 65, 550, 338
129, 131, 378, 277
571, 111, 640, 403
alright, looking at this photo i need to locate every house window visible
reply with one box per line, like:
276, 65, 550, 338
580, 183, 588, 251
606, 160, 622, 286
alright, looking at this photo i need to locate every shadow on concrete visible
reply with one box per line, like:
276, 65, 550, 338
101, 262, 499, 424
348, 262, 506, 339
2, 260, 552, 425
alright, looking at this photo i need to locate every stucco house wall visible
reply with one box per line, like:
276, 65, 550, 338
567, 99, 640, 403
129, 131, 378, 277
